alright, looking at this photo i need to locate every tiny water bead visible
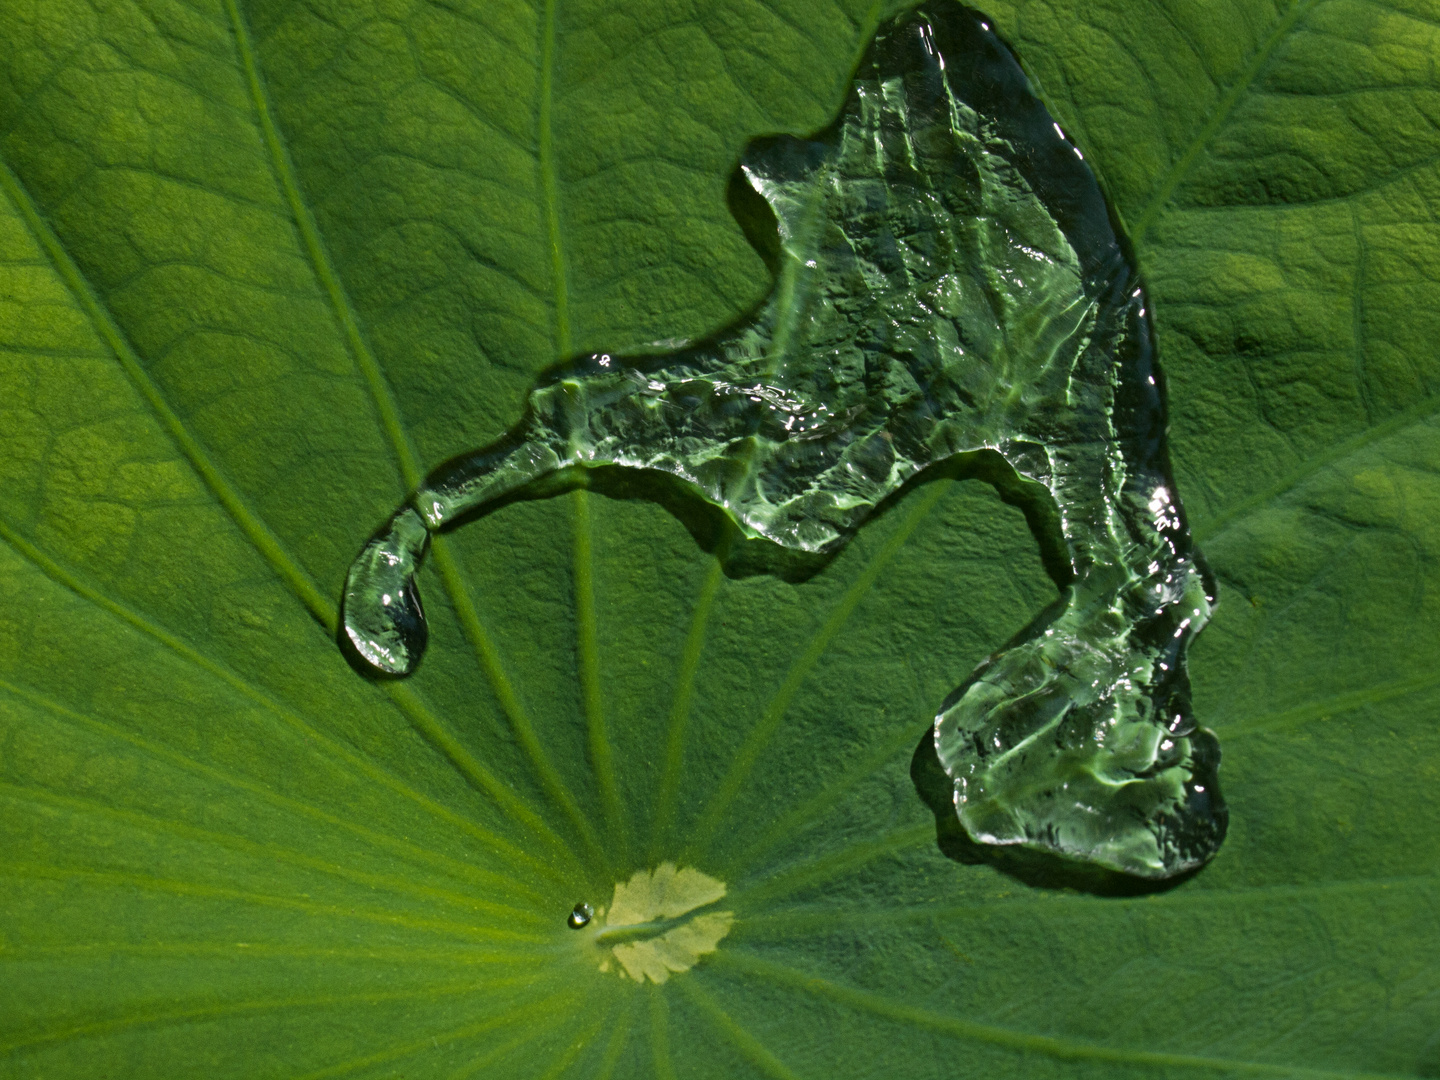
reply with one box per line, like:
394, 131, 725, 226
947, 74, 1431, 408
567, 902, 593, 930
339, 2, 1226, 878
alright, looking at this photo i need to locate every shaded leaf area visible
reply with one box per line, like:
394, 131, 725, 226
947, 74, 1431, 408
0, 1, 1437, 1079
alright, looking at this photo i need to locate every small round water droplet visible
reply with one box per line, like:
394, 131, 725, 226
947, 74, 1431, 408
567, 902, 593, 929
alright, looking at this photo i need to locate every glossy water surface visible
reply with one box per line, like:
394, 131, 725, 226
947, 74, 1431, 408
340, 3, 1226, 878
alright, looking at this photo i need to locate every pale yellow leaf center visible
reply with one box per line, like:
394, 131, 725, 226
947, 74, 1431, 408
590, 863, 733, 985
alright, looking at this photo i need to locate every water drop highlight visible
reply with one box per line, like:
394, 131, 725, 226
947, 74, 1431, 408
567, 902, 593, 930
339, 2, 1226, 879
342, 508, 428, 675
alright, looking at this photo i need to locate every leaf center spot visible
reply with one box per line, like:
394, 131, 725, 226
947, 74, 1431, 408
585, 863, 733, 984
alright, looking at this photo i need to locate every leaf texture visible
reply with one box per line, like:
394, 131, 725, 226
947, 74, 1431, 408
2, 0, 1438, 1077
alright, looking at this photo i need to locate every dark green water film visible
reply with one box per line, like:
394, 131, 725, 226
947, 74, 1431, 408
341, 3, 1226, 879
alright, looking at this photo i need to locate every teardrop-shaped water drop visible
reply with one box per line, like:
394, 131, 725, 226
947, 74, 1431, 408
567, 902, 593, 929
341, 507, 430, 676
333, 1, 1226, 880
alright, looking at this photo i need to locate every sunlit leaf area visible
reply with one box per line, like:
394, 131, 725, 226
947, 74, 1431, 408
2, 0, 1438, 1076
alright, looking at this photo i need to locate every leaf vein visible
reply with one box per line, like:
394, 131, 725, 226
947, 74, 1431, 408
675, 978, 803, 1080
0, 518, 557, 885
1131, 0, 1324, 244
0, 155, 335, 626
0, 980, 539, 1059
686, 480, 950, 861
716, 953, 1406, 1078
226, 0, 602, 874
0, 781, 542, 926
0, 862, 541, 945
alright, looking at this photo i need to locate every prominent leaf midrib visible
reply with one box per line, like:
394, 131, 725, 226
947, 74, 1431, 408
2, 142, 574, 877
427, 536, 613, 880
573, 488, 630, 866
1217, 668, 1440, 738
685, 480, 952, 862
223, 0, 425, 494
0, 675, 546, 904
0, 978, 549, 1059
674, 978, 801, 1080
535, 0, 631, 875
530, 0, 898, 890
289, 992, 581, 1080
597, 998, 635, 1080
724, 717, 926, 876
728, 824, 934, 909
649, 548, 728, 861
650, 0, 900, 871
1131, 0, 1323, 246
231, 0, 609, 877
381, 681, 586, 880
15, 0, 608, 902
6, 1, 1433, 1072
1192, 387, 1440, 543
245, 1, 560, 816
0, 780, 541, 926
716, 952, 1407, 1078
0, 515, 553, 886
650, 986, 677, 1080
0, 156, 334, 629
1, 942, 536, 965
1, 862, 544, 946
733, 870, 1440, 940
539, 0, 569, 355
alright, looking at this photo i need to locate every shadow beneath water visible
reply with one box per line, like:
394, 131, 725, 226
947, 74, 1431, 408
434, 443, 1077, 591
909, 723, 1205, 899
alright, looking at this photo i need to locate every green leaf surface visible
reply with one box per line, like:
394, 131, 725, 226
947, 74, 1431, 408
0, 0, 1436, 1076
